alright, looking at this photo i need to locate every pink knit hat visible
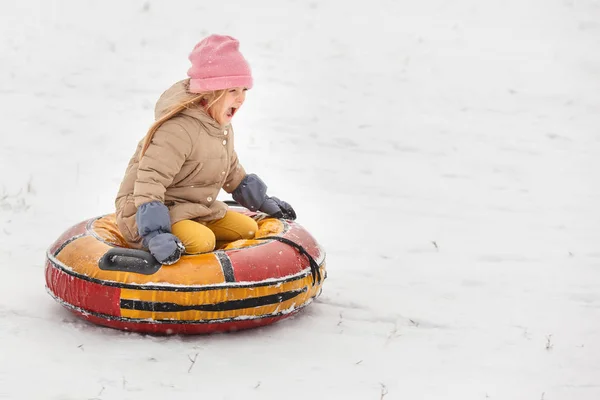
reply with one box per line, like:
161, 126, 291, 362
187, 35, 253, 93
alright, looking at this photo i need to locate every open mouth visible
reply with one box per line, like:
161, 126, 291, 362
226, 107, 237, 118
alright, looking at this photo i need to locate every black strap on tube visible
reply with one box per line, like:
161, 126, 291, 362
254, 236, 322, 286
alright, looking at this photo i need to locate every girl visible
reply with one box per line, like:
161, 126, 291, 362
114, 34, 296, 265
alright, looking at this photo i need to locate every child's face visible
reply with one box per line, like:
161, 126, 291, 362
213, 87, 247, 126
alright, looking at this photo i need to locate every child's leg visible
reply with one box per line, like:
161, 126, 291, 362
172, 219, 216, 253
204, 211, 258, 242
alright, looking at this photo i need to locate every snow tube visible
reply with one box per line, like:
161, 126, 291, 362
45, 205, 326, 335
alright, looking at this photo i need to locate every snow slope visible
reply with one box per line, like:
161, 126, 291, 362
1, 0, 599, 399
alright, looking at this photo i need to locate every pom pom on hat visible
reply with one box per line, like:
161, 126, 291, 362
187, 34, 253, 93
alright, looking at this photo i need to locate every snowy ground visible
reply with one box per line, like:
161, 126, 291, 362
1, 0, 599, 399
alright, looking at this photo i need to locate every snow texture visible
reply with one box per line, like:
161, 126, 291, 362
1, 0, 599, 399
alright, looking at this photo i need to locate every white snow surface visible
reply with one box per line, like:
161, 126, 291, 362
1, 0, 599, 399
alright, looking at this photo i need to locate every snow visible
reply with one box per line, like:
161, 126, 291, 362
1, 0, 599, 398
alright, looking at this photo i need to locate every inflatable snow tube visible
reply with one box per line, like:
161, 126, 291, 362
45, 206, 326, 335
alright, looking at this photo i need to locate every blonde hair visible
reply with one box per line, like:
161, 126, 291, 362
140, 81, 226, 157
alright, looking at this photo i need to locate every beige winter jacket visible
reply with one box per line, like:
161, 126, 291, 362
115, 80, 246, 247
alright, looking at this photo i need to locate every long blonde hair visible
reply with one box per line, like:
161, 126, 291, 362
140, 81, 226, 157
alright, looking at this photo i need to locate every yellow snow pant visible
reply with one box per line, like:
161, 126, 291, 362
171, 211, 258, 254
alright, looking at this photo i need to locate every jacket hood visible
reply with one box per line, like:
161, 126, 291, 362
154, 79, 222, 129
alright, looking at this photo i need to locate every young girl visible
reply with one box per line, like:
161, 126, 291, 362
114, 34, 296, 265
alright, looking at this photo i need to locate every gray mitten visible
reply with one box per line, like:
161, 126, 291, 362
259, 196, 296, 220
232, 174, 297, 220
146, 233, 185, 265
136, 201, 185, 265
